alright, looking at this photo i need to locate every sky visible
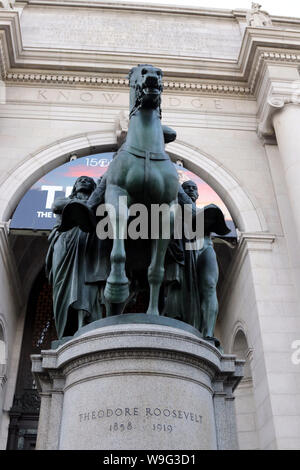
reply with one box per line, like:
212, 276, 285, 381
108, 0, 300, 18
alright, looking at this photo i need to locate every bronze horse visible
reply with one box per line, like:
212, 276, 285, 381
103, 64, 179, 315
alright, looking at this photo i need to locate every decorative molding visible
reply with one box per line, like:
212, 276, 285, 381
0, 29, 10, 79
237, 231, 275, 251
257, 95, 286, 139
33, 342, 242, 398
241, 28, 300, 99
219, 231, 276, 308
250, 52, 300, 95
250, 51, 300, 97
0, 222, 23, 308
4, 72, 252, 96
6, 72, 130, 87
16, 1, 250, 18
61, 350, 218, 395
231, 231, 276, 280
64, 369, 215, 396
230, 320, 252, 353
246, 347, 254, 364
52, 328, 222, 366
255, 60, 300, 141
260, 51, 300, 62
61, 348, 217, 376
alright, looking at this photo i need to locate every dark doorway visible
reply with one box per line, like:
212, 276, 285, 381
6, 269, 57, 450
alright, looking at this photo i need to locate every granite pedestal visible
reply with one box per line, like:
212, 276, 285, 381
31, 315, 243, 450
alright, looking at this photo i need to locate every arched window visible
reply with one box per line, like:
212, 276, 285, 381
232, 329, 259, 450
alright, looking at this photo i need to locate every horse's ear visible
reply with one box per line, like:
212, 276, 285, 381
127, 66, 138, 83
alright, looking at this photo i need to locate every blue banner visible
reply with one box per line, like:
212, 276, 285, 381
10, 152, 236, 237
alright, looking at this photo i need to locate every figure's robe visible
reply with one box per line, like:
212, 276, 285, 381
163, 187, 230, 331
45, 197, 102, 339
163, 187, 201, 329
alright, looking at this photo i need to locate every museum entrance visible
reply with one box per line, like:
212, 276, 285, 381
6, 150, 237, 449
6, 268, 56, 450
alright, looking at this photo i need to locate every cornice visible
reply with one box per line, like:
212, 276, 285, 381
239, 28, 300, 94
16, 1, 248, 18
1, 10, 300, 99
250, 50, 300, 96
12, 1, 300, 26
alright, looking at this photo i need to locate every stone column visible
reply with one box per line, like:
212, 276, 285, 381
272, 103, 300, 247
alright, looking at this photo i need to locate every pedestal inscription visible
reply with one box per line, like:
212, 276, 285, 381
31, 320, 243, 450
60, 374, 215, 449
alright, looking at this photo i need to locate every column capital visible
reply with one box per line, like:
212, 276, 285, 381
257, 94, 300, 143
257, 95, 286, 142
255, 60, 300, 143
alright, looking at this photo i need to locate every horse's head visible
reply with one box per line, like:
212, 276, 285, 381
128, 64, 163, 116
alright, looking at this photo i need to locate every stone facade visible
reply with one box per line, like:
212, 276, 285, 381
0, 1, 300, 450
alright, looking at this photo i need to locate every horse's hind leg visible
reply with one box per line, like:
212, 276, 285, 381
104, 184, 130, 305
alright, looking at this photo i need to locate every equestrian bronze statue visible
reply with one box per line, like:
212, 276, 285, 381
47, 65, 231, 347
102, 64, 178, 315
59, 64, 179, 319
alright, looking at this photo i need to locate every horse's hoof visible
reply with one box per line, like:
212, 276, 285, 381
104, 281, 129, 304
146, 308, 159, 316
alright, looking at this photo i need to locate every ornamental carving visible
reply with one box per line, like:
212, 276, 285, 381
246, 3, 272, 28
0, 0, 15, 9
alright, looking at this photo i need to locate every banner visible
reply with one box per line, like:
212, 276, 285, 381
10, 152, 236, 237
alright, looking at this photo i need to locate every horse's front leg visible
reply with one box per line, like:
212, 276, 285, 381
146, 203, 176, 316
146, 238, 170, 316
104, 184, 130, 305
